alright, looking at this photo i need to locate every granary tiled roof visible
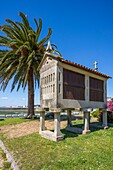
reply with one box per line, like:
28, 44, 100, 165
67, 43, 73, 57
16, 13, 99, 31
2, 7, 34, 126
56, 57, 111, 79
38, 52, 111, 79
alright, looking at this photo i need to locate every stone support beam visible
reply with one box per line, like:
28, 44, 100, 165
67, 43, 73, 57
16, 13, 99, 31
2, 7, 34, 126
67, 109, 72, 127
102, 110, 108, 129
82, 111, 91, 134
39, 110, 46, 133
54, 112, 63, 138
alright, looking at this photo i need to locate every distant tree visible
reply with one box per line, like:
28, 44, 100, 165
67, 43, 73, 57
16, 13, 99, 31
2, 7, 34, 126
0, 12, 61, 118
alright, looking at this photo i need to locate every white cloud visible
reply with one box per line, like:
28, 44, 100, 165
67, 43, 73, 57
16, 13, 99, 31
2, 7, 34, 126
1, 97, 8, 100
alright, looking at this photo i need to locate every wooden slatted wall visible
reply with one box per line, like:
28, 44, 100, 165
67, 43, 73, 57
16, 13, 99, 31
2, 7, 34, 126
63, 69, 85, 100
89, 77, 104, 102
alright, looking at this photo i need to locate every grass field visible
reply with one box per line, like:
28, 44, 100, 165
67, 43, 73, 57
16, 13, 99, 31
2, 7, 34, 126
0, 118, 32, 126
0, 118, 113, 170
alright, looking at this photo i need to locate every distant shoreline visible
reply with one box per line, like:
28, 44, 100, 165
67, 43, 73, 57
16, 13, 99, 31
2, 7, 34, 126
0, 107, 28, 110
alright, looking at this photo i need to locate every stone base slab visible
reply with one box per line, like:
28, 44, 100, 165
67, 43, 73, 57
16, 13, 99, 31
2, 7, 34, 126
82, 130, 91, 134
39, 130, 64, 142
66, 126, 82, 134
103, 126, 108, 129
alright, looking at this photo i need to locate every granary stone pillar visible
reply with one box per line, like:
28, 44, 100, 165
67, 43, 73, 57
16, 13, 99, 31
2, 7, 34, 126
67, 109, 72, 126
82, 111, 91, 134
102, 109, 108, 129
39, 110, 46, 132
52, 109, 64, 141
54, 112, 62, 137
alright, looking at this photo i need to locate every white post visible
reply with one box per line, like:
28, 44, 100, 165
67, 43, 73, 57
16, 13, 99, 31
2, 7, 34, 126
67, 110, 72, 127
54, 112, 63, 137
102, 110, 108, 129
40, 110, 46, 132
82, 111, 91, 134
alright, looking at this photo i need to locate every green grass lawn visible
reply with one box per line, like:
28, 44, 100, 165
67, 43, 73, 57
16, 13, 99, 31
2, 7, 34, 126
0, 118, 113, 170
0, 118, 32, 126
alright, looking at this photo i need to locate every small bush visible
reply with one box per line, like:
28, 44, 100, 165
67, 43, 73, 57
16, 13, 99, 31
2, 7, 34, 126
92, 109, 113, 123
91, 109, 99, 118
98, 111, 113, 123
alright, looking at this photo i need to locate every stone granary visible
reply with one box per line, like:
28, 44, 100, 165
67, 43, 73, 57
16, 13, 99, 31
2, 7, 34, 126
38, 51, 111, 141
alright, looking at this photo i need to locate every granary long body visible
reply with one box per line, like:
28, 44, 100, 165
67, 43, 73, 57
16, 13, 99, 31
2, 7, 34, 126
39, 52, 111, 110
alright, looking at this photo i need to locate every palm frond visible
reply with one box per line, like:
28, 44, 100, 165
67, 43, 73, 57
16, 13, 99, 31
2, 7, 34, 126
19, 12, 30, 29
16, 22, 29, 41
52, 49, 62, 57
0, 35, 11, 46
34, 18, 42, 42
38, 28, 52, 46
5, 19, 25, 41
0, 12, 61, 97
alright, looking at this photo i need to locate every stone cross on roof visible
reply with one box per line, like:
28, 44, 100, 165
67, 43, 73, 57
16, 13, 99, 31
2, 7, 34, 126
94, 61, 98, 71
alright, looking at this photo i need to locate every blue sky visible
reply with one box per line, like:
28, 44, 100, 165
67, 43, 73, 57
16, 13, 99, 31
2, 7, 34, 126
0, 0, 113, 106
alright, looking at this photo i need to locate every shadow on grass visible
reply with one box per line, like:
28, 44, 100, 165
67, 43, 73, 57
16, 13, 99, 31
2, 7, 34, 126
108, 123, 113, 127
72, 122, 113, 133
61, 128, 78, 139
73, 122, 106, 133
50, 128, 78, 139
0, 119, 4, 121
61, 122, 113, 139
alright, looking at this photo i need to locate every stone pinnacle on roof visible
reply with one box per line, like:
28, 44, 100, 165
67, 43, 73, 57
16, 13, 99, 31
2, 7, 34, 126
46, 40, 52, 52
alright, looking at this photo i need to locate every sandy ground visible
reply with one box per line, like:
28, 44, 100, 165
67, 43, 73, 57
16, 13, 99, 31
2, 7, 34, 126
0, 115, 98, 139
0, 119, 67, 169
0, 119, 67, 139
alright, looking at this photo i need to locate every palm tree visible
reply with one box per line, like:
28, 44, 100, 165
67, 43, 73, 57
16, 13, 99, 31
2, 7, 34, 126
0, 12, 60, 118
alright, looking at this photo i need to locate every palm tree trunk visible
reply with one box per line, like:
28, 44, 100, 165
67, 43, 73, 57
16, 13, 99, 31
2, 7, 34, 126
27, 67, 35, 118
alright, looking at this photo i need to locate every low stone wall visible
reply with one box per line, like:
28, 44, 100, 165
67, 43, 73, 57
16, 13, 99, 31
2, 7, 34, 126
0, 140, 20, 170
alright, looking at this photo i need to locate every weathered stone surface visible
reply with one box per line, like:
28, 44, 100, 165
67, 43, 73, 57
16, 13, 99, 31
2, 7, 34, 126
36, 108, 45, 113
67, 110, 72, 126
40, 130, 63, 142
39, 110, 64, 142
102, 110, 108, 127
82, 130, 91, 134
83, 111, 91, 134
50, 108, 62, 113
40, 53, 108, 110
40, 112, 46, 132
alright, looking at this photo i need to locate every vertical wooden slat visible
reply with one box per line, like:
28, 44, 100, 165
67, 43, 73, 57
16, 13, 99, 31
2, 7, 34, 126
63, 69, 85, 100
89, 77, 104, 102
